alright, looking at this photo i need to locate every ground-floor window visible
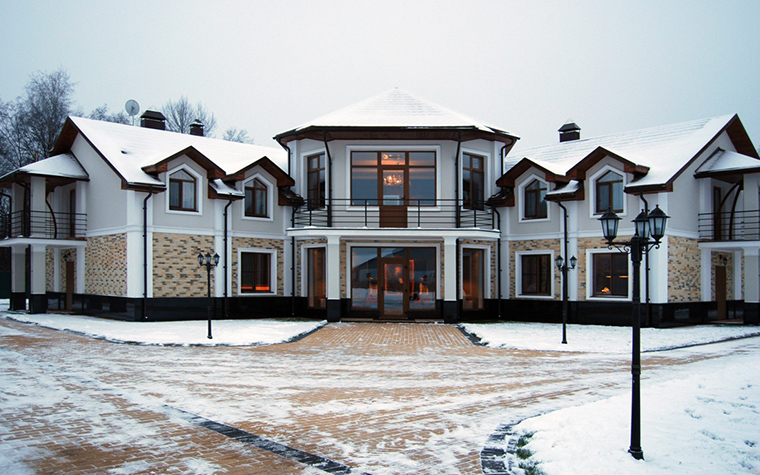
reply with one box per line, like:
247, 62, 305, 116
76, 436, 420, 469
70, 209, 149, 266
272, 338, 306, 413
241, 251, 271, 293
462, 248, 484, 310
350, 247, 436, 314
307, 247, 326, 309
520, 253, 551, 296
592, 252, 628, 297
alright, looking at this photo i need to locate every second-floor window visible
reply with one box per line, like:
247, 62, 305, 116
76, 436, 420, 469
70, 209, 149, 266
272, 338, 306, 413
350, 151, 436, 206
524, 179, 547, 219
463, 153, 485, 210
307, 153, 325, 210
169, 169, 197, 212
596, 170, 623, 213
245, 178, 268, 218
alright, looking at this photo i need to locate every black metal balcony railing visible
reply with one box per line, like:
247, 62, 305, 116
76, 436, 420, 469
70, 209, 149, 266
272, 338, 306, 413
698, 210, 760, 241
0, 210, 87, 240
293, 198, 495, 229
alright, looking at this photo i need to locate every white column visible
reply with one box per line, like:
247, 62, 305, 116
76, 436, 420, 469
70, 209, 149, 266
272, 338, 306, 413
744, 248, 759, 303
29, 176, 46, 237
326, 235, 341, 301
700, 248, 712, 301
443, 236, 458, 302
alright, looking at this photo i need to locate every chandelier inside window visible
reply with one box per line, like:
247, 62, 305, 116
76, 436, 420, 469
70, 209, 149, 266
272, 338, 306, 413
383, 173, 404, 186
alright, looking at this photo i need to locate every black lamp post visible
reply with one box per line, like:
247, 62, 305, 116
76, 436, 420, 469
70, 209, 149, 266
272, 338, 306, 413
599, 205, 669, 460
555, 254, 577, 344
198, 251, 220, 339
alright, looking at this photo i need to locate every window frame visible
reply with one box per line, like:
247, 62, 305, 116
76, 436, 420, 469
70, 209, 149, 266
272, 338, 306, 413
516, 250, 555, 299
590, 166, 626, 216
243, 174, 273, 220
461, 245, 490, 310
523, 179, 548, 220
238, 249, 277, 295
166, 165, 202, 215
587, 251, 630, 300
517, 174, 551, 222
462, 152, 485, 210
306, 152, 326, 210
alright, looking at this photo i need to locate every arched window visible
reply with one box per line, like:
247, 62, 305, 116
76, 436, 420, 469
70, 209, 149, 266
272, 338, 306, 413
596, 170, 623, 213
524, 179, 547, 219
245, 178, 268, 218
169, 169, 197, 211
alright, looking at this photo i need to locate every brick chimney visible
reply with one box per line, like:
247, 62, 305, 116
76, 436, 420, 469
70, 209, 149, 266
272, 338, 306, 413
558, 120, 581, 142
140, 110, 166, 130
189, 120, 204, 137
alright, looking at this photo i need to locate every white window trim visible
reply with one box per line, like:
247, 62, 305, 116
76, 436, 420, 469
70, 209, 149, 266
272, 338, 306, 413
165, 164, 203, 216
237, 248, 277, 296
585, 248, 632, 302
460, 147, 492, 210
241, 173, 274, 222
460, 244, 492, 300
589, 164, 627, 219
301, 148, 327, 201
515, 250, 556, 299
517, 173, 551, 223
345, 145, 442, 211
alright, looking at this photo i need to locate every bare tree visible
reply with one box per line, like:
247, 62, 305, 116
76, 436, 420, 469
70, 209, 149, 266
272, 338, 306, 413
222, 127, 254, 144
89, 104, 129, 124
161, 96, 217, 137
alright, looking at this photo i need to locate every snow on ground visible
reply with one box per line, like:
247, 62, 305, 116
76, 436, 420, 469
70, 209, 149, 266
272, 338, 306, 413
462, 321, 760, 353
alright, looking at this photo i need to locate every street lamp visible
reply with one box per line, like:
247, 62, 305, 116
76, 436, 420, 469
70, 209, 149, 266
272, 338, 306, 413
555, 254, 577, 344
198, 251, 220, 339
599, 205, 669, 460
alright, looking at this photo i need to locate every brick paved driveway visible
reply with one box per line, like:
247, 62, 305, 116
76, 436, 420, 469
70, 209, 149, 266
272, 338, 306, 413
0, 319, 734, 474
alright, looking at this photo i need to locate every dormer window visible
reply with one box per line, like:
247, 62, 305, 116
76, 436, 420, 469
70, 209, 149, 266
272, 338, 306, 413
245, 177, 268, 218
169, 169, 197, 212
524, 179, 547, 219
596, 170, 623, 213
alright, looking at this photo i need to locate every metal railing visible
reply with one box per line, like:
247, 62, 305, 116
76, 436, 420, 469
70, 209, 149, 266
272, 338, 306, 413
0, 210, 87, 240
698, 210, 760, 241
293, 198, 495, 229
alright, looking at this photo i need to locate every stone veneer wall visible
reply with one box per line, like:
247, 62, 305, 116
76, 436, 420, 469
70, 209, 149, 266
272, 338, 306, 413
461, 239, 498, 299
152, 233, 214, 298
46, 248, 78, 292
231, 236, 285, 296
668, 236, 701, 303
576, 236, 610, 301
710, 250, 737, 300
86, 234, 127, 296
509, 238, 561, 300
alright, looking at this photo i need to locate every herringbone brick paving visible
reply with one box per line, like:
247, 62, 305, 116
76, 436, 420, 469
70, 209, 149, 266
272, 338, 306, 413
0, 319, 728, 474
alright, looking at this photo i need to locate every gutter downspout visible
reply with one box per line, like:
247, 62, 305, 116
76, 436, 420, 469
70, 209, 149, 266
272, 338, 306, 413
493, 207, 503, 319
322, 133, 333, 227
291, 207, 297, 317
455, 133, 462, 227
557, 201, 570, 342
223, 199, 233, 319
639, 194, 651, 327
0, 192, 11, 237
143, 189, 154, 321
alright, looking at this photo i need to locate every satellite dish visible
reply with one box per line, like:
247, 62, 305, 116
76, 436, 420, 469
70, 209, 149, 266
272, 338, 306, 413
125, 99, 140, 116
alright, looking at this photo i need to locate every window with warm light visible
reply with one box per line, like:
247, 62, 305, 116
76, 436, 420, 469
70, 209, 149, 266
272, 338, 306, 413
462, 248, 484, 310
169, 169, 197, 211
350, 151, 436, 206
593, 253, 628, 297
240, 252, 271, 294
307, 248, 326, 309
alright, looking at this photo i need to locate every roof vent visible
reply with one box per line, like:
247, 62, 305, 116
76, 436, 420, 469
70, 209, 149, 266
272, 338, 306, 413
189, 120, 204, 137
140, 110, 166, 130
558, 120, 581, 142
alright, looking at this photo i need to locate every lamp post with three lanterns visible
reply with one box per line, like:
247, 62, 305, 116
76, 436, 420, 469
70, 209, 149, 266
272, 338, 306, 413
598, 205, 669, 460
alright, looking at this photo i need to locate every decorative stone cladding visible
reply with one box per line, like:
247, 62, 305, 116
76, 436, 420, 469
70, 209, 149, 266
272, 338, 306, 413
231, 236, 285, 296
576, 236, 610, 301
86, 234, 127, 296
460, 239, 498, 299
296, 238, 326, 296
46, 248, 78, 292
668, 236, 701, 303
152, 233, 214, 298
509, 238, 561, 300
710, 251, 737, 300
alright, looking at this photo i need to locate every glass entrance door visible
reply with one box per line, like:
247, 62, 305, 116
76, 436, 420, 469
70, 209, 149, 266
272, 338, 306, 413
380, 258, 407, 319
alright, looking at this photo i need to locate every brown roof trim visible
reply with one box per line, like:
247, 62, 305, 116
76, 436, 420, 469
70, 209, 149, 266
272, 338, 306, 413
496, 157, 565, 187
142, 146, 225, 179
226, 156, 295, 187
566, 146, 649, 180
275, 125, 519, 146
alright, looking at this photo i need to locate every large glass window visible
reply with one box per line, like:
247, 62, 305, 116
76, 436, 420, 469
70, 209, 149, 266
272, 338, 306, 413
462, 248, 484, 310
463, 153, 485, 210
524, 179, 547, 219
240, 252, 271, 293
521, 254, 551, 296
307, 248, 326, 309
307, 153, 325, 210
350, 151, 436, 206
169, 169, 197, 211
245, 178, 268, 218
593, 253, 628, 297
596, 170, 623, 213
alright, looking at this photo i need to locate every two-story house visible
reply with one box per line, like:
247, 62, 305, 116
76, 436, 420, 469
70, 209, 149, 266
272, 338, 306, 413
496, 115, 760, 326
0, 112, 294, 321
275, 89, 518, 322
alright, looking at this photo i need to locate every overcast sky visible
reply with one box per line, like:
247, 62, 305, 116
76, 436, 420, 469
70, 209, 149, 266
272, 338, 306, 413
2, 1, 759, 151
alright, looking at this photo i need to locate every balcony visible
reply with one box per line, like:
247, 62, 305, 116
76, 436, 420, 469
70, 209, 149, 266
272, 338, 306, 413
293, 199, 495, 229
0, 210, 87, 240
698, 210, 760, 241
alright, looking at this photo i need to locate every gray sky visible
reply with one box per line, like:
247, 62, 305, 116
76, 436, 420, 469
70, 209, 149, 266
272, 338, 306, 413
2, 0, 759, 151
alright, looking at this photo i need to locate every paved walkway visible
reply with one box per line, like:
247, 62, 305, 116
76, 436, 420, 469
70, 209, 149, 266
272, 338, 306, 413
0, 319, 736, 474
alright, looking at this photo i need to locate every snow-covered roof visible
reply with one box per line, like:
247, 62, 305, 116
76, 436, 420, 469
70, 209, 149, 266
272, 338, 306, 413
695, 148, 760, 176
506, 115, 747, 190
8, 153, 89, 181
60, 117, 287, 188
546, 179, 581, 198
275, 88, 517, 144
209, 178, 245, 197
